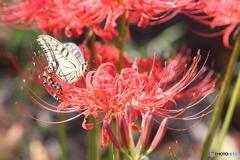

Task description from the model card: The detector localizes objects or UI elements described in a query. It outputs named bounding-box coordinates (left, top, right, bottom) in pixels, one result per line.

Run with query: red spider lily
left=0, top=0, right=120, bottom=40
left=184, top=0, right=240, bottom=48
left=80, top=43, right=219, bottom=103
left=128, top=0, right=196, bottom=27
left=1, top=0, right=194, bottom=40
left=16, top=39, right=220, bottom=148
left=21, top=49, right=220, bottom=148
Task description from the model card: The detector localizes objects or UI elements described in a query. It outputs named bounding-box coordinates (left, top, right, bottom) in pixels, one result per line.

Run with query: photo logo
left=210, top=152, right=215, bottom=157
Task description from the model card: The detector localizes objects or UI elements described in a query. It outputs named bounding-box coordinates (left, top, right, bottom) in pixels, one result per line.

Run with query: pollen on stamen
left=31, top=62, right=37, bottom=68
left=132, top=58, right=138, bottom=70
left=197, top=49, right=200, bottom=55
left=23, top=79, right=26, bottom=83
left=175, top=140, right=187, bottom=160
left=149, top=53, right=157, bottom=76
left=168, top=146, right=177, bottom=158
left=28, top=69, right=32, bottom=74
left=98, top=54, right=102, bottom=64
left=15, top=102, right=18, bottom=105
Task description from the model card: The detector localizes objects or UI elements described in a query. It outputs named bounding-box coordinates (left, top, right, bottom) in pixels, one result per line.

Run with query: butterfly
left=36, top=35, right=87, bottom=85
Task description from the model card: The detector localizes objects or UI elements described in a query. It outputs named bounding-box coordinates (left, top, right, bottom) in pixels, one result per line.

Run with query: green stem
left=88, top=115, right=101, bottom=160
left=90, top=32, right=96, bottom=69
left=213, top=71, right=240, bottom=160
left=201, top=34, right=240, bottom=160
left=111, top=12, right=127, bottom=160
left=117, top=12, right=127, bottom=73
left=87, top=33, right=101, bottom=160
left=58, top=113, right=67, bottom=160
left=112, top=119, right=119, bottom=160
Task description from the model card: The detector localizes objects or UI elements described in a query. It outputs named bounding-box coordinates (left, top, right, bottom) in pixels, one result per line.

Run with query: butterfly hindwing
left=64, top=42, right=85, bottom=64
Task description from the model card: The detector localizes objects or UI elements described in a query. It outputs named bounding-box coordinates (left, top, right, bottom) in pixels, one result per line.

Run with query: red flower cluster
left=17, top=42, right=220, bottom=150
left=23, top=43, right=219, bottom=133
left=0, top=0, right=195, bottom=40
left=185, top=0, right=240, bottom=48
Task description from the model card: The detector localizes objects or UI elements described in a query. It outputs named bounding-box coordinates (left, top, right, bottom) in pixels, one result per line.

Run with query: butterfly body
left=36, top=35, right=87, bottom=85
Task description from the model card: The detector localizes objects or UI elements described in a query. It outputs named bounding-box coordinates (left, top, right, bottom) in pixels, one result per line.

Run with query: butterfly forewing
left=36, top=35, right=87, bottom=84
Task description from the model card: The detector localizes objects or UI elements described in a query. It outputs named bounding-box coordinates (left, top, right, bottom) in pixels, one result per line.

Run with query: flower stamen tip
left=197, top=49, right=201, bottom=54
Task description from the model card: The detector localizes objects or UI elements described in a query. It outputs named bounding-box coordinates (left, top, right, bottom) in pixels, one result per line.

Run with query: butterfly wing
left=36, top=35, right=86, bottom=84
left=63, top=42, right=85, bottom=63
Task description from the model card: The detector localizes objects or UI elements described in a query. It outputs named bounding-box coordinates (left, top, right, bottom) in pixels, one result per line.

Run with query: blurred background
left=0, top=12, right=239, bottom=160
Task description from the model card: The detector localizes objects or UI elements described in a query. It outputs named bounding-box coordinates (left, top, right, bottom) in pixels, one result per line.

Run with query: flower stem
left=90, top=31, right=96, bottom=69
left=117, top=12, right=127, bottom=73
left=112, top=119, right=119, bottom=160
left=88, top=115, right=101, bottom=160
left=213, top=71, right=240, bottom=160
left=58, top=113, right=67, bottom=160
left=201, top=34, right=240, bottom=160
left=87, top=33, right=101, bottom=160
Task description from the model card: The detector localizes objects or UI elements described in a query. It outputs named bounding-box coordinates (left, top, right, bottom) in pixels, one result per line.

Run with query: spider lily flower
left=184, top=0, right=240, bottom=48
left=128, top=0, right=196, bottom=27
left=1, top=0, right=194, bottom=40
left=0, top=0, right=119, bottom=40
left=21, top=48, right=220, bottom=148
